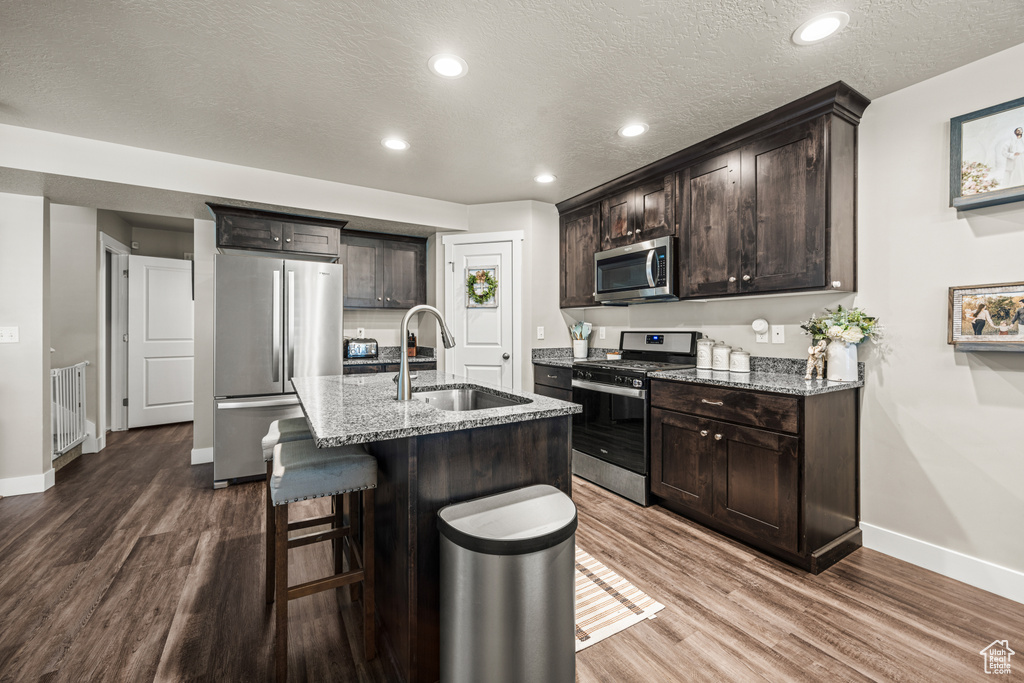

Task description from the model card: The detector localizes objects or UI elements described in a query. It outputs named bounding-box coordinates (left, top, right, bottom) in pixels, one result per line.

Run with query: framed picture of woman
left=950, top=96, right=1024, bottom=211
left=948, top=281, right=1024, bottom=351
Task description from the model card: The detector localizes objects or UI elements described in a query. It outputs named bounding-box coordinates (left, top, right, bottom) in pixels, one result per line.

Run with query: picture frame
left=949, top=95, right=1024, bottom=211
left=948, top=281, right=1024, bottom=351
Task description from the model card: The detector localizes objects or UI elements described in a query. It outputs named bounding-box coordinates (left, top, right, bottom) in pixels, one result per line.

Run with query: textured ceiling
left=2, top=0, right=1024, bottom=206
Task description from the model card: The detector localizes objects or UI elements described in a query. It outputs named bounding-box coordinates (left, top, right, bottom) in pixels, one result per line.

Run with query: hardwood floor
left=1, top=423, right=1020, bottom=682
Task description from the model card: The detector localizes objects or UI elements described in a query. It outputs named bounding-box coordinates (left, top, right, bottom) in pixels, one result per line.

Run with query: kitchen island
left=291, top=371, right=581, bottom=683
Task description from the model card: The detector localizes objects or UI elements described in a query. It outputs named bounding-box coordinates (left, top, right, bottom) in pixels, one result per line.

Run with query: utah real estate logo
left=980, top=640, right=1015, bottom=675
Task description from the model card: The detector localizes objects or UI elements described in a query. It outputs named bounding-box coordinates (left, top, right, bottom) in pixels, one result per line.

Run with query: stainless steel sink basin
left=412, top=387, right=530, bottom=411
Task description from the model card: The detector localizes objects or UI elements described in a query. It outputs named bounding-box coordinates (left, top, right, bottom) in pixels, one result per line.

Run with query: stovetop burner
left=574, top=359, right=693, bottom=373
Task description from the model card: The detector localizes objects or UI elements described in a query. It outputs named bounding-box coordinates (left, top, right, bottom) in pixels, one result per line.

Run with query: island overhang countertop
left=291, top=370, right=582, bottom=447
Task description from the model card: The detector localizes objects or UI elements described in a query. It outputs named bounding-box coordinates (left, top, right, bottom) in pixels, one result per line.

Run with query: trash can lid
left=437, top=484, right=578, bottom=556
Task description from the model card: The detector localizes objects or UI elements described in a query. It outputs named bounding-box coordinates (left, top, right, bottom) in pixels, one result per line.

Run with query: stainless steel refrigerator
left=213, top=254, right=343, bottom=487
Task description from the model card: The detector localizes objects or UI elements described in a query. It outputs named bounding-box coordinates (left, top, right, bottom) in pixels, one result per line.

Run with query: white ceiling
left=2, top=1, right=1023, bottom=206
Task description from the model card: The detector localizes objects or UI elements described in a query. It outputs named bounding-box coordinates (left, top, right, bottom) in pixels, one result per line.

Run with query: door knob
left=502, top=353, right=510, bottom=360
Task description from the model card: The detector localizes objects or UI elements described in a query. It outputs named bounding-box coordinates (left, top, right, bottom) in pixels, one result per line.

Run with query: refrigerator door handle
left=272, top=269, right=281, bottom=383
left=286, top=269, right=295, bottom=382
left=217, top=396, right=302, bottom=410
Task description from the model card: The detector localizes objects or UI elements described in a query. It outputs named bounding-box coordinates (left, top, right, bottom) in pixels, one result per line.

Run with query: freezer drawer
left=214, top=395, right=304, bottom=485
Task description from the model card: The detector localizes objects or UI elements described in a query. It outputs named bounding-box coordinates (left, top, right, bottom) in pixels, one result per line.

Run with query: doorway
left=98, top=232, right=130, bottom=443
left=442, top=231, right=523, bottom=390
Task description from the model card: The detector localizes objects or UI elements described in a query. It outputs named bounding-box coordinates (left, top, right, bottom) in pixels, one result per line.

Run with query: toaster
left=344, top=338, right=378, bottom=359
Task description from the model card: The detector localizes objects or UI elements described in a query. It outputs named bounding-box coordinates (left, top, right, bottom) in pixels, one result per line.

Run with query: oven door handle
left=645, top=249, right=656, bottom=288
left=572, top=378, right=646, bottom=399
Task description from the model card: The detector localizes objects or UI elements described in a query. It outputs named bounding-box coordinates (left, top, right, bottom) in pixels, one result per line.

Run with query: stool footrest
left=288, top=526, right=351, bottom=550
left=287, top=568, right=365, bottom=601
left=288, top=514, right=339, bottom=531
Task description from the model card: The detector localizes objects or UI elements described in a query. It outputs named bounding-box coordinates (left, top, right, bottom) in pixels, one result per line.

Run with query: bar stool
left=268, top=439, right=377, bottom=683
left=263, top=418, right=313, bottom=601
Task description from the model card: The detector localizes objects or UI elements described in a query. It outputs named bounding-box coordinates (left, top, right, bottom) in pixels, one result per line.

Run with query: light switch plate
left=0, top=326, right=19, bottom=343
left=771, top=325, right=785, bottom=344
left=599, top=326, right=606, bottom=339
left=537, top=326, right=545, bottom=340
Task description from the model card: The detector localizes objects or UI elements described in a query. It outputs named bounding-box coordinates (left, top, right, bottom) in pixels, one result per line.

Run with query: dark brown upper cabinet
left=209, top=204, right=346, bottom=258
left=559, top=204, right=600, bottom=308
left=338, top=232, right=426, bottom=310
left=557, top=82, right=869, bottom=304
left=599, top=174, right=674, bottom=250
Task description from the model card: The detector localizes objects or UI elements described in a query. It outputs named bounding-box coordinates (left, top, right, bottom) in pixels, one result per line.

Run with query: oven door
left=571, top=379, right=648, bottom=475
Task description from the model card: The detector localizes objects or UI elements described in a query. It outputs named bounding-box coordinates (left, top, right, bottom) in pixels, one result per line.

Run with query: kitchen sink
left=412, top=387, right=530, bottom=411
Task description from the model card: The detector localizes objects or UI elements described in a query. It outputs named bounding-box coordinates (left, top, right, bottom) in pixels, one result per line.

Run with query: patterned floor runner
left=575, top=546, right=665, bottom=651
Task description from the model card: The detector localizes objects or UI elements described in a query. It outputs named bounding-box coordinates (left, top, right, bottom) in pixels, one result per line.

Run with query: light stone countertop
left=292, top=371, right=582, bottom=447
left=647, top=368, right=863, bottom=397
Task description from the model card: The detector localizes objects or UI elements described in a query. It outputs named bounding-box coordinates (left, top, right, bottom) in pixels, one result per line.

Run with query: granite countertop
left=647, top=368, right=863, bottom=396
left=343, top=346, right=436, bottom=366
left=292, top=370, right=582, bottom=447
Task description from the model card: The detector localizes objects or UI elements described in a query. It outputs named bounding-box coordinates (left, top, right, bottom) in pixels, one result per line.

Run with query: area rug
left=575, top=546, right=665, bottom=651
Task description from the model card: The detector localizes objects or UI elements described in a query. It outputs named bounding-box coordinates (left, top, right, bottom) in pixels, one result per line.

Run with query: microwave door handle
left=645, top=249, right=656, bottom=288
left=272, top=269, right=281, bottom=383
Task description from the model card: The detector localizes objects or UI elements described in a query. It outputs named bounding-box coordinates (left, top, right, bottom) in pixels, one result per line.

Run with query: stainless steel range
left=571, top=331, right=701, bottom=505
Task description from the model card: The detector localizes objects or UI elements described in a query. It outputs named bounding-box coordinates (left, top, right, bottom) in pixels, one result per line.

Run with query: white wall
left=192, top=219, right=216, bottom=455
left=131, top=226, right=193, bottom=259
left=0, top=193, right=52, bottom=494
left=855, top=42, right=1024, bottom=597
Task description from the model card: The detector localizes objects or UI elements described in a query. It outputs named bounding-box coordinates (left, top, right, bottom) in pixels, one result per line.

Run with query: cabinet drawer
left=650, top=382, right=799, bottom=434
left=533, top=364, right=571, bottom=390
left=534, top=384, right=573, bottom=403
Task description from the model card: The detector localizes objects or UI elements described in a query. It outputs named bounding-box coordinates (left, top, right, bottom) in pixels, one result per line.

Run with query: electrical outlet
left=356, top=327, right=365, bottom=337
left=599, top=327, right=606, bottom=340
left=771, top=325, right=785, bottom=344
left=755, top=331, right=769, bottom=344
left=537, top=326, right=545, bottom=340
left=0, top=326, right=19, bottom=343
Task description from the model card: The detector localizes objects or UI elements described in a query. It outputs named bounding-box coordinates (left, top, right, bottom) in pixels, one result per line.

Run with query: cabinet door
left=739, top=118, right=826, bottom=293
left=338, top=235, right=383, bottom=308
left=343, top=364, right=380, bottom=375
left=600, top=188, right=635, bottom=250
left=218, top=215, right=283, bottom=251
left=633, top=175, right=674, bottom=242
left=678, top=151, right=741, bottom=298
left=650, top=408, right=714, bottom=516
left=559, top=205, right=599, bottom=308
left=533, top=384, right=573, bottom=403
left=381, top=240, right=426, bottom=308
left=282, top=223, right=339, bottom=256
left=711, top=419, right=799, bottom=553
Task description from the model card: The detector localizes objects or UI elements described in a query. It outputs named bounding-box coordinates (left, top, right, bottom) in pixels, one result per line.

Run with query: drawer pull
left=714, top=433, right=723, bottom=441
left=547, top=374, right=558, bottom=379
left=700, top=429, right=708, bottom=437
left=701, top=399, right=724, bottom=406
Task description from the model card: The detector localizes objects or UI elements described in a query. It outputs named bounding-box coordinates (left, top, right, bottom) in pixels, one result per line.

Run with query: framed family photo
left=948, top=281, right=1024, bottom=351
left=949, top=95, right=1024, bottom=211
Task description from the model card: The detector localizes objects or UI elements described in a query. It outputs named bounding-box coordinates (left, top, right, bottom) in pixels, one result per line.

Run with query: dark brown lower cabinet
left=650, top=381, right=859, bottom=574
left=342, top=362, right=435, bottom=375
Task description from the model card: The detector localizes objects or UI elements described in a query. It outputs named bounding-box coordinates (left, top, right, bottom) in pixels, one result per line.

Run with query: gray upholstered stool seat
left=270, top=439, right=377, bottom=505
left=262, top=417, right=312, bottom=462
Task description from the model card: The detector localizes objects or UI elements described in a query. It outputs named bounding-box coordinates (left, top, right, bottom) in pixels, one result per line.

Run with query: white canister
left=572, top=339, right=588, bottom=360
left=711, top=341, right=732, bottom=371
left=696, top=338, right=715, bottom=370
left=729, top=348, right=751, bottom=373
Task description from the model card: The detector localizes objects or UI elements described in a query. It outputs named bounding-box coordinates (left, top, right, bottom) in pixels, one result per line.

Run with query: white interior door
left=128, top=255, right=194, bottom=427
left=447, top=240, right=514, bottom=389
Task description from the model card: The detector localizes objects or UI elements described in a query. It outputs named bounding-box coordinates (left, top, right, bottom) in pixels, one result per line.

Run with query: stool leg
left=333, top=494, right=343, bottom=576
left=275, top=503, right=289, bottom=683
left=348, top=493, right=361, bottom=602
left=362, top=488, right=376, bottom=660
left=266, top=462, right=275, bottom=605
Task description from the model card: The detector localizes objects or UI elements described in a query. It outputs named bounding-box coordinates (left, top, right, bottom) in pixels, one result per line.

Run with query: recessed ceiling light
left=534, top=174, right=556, bottom=183
left=381, top=137, right=409, bottom=151
left=428, top=54, right=468, bottom=79
left=618, top=123, right=649, bottom=138
left=792, top=11, right=849, bottom=45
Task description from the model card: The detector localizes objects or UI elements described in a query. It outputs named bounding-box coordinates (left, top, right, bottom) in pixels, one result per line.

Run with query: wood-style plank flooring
left=1, top=423, right=1020, bottom=682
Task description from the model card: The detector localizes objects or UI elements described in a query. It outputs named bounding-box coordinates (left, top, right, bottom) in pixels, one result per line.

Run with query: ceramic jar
left=711, top=341, right=732, bottom=371
left=826, top=340, right=858, bottom=382
left=696, top=338, right=715, bottom=369
left=572, top=339, right=588, bottom=360
left=729, top=348, right=751, bottom=373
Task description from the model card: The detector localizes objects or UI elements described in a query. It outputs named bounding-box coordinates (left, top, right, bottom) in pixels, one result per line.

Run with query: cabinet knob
left=285, top=238, right=292, bottom=243
left=728, top=276, right=737, bottom=283
left=714, top=433, right=723, bottom=441
left=378, top=297, right=382, bottom=301
left=386, top=297, right=391, bottom=301
left=832, top=280, right=842, bottom=288
left=700, top=429, right=709, bottom=437
left=273, top=237, right=280, bottom=242
left=627, top=231, right=633, bottom=235
left=635, top=228, right=641, bottom=233
left=742, top=274, right=751, bottom=281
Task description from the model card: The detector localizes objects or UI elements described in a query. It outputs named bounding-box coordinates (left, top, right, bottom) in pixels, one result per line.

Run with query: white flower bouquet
left=801, top=306, right=880, bottom=346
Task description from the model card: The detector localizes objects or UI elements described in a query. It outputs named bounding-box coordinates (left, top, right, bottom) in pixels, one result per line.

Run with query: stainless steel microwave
left=594, top=236, right=677, bottom=304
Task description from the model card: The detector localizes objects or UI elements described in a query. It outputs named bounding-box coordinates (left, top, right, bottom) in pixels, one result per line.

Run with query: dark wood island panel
left=365, top=416, right=572, bottom=683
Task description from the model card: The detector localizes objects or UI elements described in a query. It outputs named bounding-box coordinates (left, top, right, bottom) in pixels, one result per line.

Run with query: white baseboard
left=82, top=420, right=102, bottom=454
left=862, top=523, right=1024, bottom=605
left=0, top=468, right=56, bottom=497
left=191, top=447, right=213, bottom=465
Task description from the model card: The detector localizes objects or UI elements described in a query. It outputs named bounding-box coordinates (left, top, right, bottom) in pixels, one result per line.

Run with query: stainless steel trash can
left=438, top=484, right=577, bottom=683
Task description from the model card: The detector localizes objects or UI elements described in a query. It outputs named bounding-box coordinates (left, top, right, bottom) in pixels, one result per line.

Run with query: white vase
left=826, top=340, right=859, bottom=382
left=572, top=339, right=588, bottom=360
